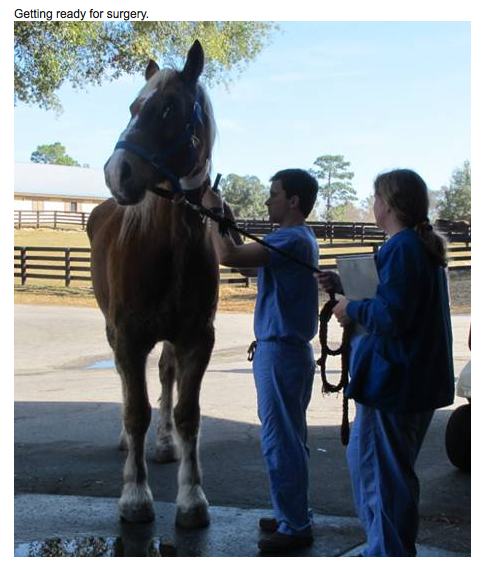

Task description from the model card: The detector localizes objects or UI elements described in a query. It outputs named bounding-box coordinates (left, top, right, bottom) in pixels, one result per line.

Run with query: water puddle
left=86, top=359, right=115, bottom=370
left=14, top=536, right=176, bottom=557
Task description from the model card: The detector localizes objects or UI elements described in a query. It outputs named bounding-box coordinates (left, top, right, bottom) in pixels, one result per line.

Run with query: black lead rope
left=147, top=180, right=352, bottom=444
left=317, top=293, right=353, bottom=446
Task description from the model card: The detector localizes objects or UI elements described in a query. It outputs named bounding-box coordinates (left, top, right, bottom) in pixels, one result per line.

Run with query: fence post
left=82, top=212, right=86, bottom=230
left=54, top=211, right=57, bottom=230
left=18, top=211, right=21, bottom=230
left=36, top=211, right=40, bottom=229
left=65, top=248, right=71, bottom=287
left=20, top=247, right=27, bottom=285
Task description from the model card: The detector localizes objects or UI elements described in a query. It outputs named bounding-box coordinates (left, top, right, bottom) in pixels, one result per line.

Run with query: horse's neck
left=118, top=191, right=205, bottom=245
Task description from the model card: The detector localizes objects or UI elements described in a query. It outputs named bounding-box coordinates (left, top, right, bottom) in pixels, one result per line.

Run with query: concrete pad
left=14, top=494, right=469, bottom=557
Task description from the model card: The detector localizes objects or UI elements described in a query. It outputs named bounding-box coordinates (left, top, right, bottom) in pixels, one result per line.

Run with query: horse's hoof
left=119, top=484, right=155, bottom=523
left=175, top=506, right=210, bottom=529
left=119, top=501, right=155, bottom=523
left=154, top=440, right=178, bottom=463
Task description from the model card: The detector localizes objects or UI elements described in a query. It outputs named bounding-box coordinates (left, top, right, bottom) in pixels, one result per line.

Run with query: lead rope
left=317, top=292, right=354, bottom=445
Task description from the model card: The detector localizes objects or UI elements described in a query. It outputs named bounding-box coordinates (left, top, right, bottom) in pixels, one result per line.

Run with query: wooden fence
left=14, top=210, right=90, bottom=230
left=14, top=210, right=470, bottom=244
left=14, top=241, right=470, bottom=288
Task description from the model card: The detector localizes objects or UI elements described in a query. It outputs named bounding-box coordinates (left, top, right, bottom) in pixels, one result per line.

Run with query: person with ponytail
left=322, top=169, right=455, bottom=556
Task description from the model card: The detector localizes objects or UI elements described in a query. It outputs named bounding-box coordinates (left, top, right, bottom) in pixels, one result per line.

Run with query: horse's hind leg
left=155, top=341, right=178, bottom=463
left=173, top=327, right=214, bottom=528
left=115, top=339, right=154, bottom=523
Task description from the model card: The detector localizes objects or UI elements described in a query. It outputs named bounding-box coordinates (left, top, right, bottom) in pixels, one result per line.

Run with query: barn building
left=14, top=162, right=110, bottom=213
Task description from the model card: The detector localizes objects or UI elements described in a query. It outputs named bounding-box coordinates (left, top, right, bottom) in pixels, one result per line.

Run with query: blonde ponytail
left=414, top=218, right=447, bottom=267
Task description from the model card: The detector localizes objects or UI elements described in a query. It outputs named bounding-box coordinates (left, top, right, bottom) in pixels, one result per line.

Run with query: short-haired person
left=202, top=169, right=319, bottom=553
left=318, top=169, right=455, bottom=557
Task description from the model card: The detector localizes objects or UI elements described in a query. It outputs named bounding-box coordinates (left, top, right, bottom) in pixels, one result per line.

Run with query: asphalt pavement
left=14, top=305, right=471, bottom=557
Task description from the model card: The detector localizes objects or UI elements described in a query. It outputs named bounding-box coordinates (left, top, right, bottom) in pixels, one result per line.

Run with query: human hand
left=315, top=270, right=343, bottom=294
left=333, top=296, right=351, bottom=327
left=202, top=187, right=224, bottom=210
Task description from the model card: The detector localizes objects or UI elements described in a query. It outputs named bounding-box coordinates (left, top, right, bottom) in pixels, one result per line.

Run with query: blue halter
left=114, top=95, right=204, bottom=195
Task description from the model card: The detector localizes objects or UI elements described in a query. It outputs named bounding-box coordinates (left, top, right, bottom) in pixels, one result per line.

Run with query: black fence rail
left=14, top=241, right=470, bottom=289
left=14, top=210, right=470, bottom=244
left=14, top=210, right=90, bottom=230
left=233, top=219, right=388, bottom=243
left=14, top=246, right=91, bottom=286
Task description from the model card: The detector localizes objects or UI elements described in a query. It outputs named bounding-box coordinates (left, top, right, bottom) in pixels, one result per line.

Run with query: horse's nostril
left=120, top=161, right=133, bottom=185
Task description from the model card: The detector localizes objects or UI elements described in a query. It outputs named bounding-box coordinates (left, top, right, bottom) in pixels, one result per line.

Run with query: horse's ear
left=145, top=60, right=160, bottom=81
left=181, top=40, right=204, bottom=84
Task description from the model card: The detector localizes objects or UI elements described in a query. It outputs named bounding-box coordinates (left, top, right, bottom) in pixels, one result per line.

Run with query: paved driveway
left=14, top=305, right=471, bottom=554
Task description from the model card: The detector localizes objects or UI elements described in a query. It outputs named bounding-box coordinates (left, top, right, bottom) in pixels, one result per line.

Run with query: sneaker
left=259, top=517, right=279, bottom=533
left=258, top=531, right=313, bottom=554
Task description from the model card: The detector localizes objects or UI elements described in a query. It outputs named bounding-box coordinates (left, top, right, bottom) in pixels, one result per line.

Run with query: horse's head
left=104, top=40, right=215, bottom=206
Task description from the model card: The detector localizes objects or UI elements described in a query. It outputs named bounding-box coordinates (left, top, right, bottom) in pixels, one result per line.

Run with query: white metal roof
left=14, top=162, right=111, bottom=199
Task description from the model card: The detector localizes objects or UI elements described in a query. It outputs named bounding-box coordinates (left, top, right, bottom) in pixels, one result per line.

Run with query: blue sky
left=14, top=21, right=471, bottom=202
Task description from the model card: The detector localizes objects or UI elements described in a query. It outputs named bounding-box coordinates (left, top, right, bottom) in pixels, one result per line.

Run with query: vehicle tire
left=445, top=403, right=471, bottom=472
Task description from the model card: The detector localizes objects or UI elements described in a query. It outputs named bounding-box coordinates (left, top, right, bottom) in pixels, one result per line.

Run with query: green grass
left=14, top=228, right=90, bottom=248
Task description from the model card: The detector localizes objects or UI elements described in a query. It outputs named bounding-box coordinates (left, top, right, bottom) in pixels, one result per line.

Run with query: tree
left=220, top=174, right=269, bottom=218
left=358, top=194, right=376, bottom=222
left=310, top=155, right=357, bottom=221
left=30, top=142, right=82, bottom=166
left=14, top=21, right=277, bottom=111
left=436, top=160, right=471, bottom=222
left=427, top=189, right=443, bottom=221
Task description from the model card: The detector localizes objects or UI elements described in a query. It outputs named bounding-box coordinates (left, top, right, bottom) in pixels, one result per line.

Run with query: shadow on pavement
left=14, top=400, right=470, bottom=555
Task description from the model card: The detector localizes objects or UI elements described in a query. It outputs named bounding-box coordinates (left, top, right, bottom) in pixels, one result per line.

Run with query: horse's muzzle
left=104, top=154, right=147, bottom=206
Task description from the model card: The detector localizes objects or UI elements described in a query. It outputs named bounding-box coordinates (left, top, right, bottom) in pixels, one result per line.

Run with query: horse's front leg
left=155, top=341, right=178, bottom=462
left=173, top=327, right=214, bottom=528
left=115, top=340, right=154, bottom=523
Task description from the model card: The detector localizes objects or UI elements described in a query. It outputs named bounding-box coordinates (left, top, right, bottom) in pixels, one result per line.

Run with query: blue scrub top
left=254, top=225, right=319, bottom=344
left=345, top=228, right=455, bottom=414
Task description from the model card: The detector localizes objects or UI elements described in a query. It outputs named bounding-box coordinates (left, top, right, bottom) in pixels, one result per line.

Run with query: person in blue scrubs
left=202, top=169, right=319, bottom=553
left=319, top=169, right=455, bottom=556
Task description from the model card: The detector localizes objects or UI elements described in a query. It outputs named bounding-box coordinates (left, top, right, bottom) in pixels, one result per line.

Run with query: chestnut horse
left=87, top=41, right=217, bottom=528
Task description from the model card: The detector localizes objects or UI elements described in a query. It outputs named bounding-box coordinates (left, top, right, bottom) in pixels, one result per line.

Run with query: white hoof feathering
left=119, top=483, right=155, bottom=523
left=155, top=437, right=179, bottom=463
left=175, top=485, right=209, bottom=528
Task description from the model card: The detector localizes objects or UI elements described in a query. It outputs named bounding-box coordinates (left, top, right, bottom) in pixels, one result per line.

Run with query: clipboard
left=336, top=254, right=379, bottom=335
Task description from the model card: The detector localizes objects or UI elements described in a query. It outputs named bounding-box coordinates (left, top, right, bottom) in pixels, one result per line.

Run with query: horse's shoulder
left=86, top=198, right=119, bottom=242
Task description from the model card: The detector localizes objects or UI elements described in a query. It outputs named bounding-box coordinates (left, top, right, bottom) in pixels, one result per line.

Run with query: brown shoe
left=258, top=531, right=313, bottom=554
left=259, top=517, right=279, bottom=533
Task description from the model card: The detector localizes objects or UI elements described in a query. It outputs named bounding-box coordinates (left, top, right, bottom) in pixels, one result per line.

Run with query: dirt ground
left=447, top=270, right=471, bottom=314
left=14, top=269, right=470, bottom=314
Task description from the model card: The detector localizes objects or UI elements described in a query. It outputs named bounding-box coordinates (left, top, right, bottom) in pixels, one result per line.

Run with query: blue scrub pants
left=347, top=403, right=434, bottom=556
left=253, top=340, right=315, bottom=536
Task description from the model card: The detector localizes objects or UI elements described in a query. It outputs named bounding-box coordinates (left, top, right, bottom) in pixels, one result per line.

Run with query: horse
left=87, top=40, right=218, bottom=528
